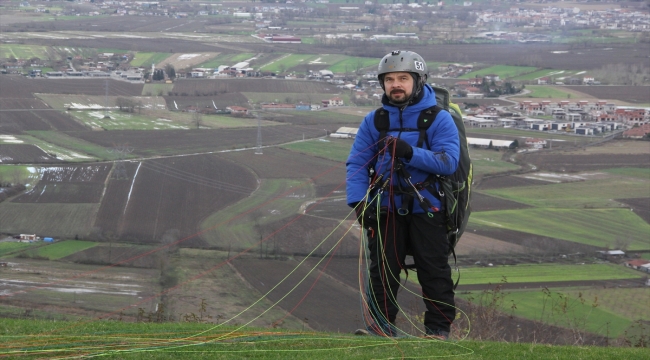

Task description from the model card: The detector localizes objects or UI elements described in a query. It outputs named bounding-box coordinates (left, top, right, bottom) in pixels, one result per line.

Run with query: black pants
left=366, top=212, right=455, bottom=333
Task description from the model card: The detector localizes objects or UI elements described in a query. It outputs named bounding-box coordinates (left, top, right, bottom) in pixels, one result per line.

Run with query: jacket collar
left=381, top=84, right=437, bottom=117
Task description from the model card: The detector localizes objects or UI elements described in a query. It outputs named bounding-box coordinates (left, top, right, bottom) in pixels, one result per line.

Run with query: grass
left=460, top=65, right=538, bottom=80
left=0, top=242, right=37, bottom=258
left=25, top=131, right=109, bottom=161
left=326, top=56, right=376, bottom=73
left=32, top=240, right=98, bottom=260
left=130, top=52, right=172, bottom=68
left=197, top=53, right=256, bottom=68
left=258, top=54, right=322, bottom=72
left=470, top=208, right=650, bottom=250
left=200, top=179, right=312, bottom=248
left=451, top=263, right=641, bottom=286
left=469, top=148, right=520, bottom=176
left=281, top=138, right=353, bottom=162
left=481, top=177, right=650, bottom=209
left=0, top=165, right=40, bottom=187
left=458, top=287, right=638, bottom=337
left=0, top=319, right=647, bottom=359
left=0, top=203, right=99, bottom=238
left=465, top=127, right=591, bottom=143
left=243, top=92, right=343, bottom=105
left=602, top=167, right=650, bottom=180
left=522, top=85, right=574, bottom=98
left=142, top=83, right=174, bottom=96
left=0, top=44, right=50, bottom=60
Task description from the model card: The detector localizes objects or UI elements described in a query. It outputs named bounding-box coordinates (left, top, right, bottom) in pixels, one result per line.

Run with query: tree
left=164, top=64, right=176, bottom=80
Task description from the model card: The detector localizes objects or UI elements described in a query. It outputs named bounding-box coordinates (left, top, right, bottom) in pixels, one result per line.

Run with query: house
left=467, top=137, right=515, bottom=149
left=322, top=97, right=344, bottom=107
left=623, top=124, right=650, bottom=139
left=226, top=106, right=248, bottom=115
left=525, top=138, right=547, bottom=148
left=331, top=127, right=358, bottom=139
left=597, top=250, right=625, bottom=259
left=625, top=259, right=650, bottom=270
left=20, top=234, right=37, bottom=241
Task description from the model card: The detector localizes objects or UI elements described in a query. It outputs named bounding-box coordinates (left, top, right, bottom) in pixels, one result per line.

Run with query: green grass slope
left=0, top=319, right=646, bottom=359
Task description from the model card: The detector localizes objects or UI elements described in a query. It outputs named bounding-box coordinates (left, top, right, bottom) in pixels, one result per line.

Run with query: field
left=460, top=65, right=538, bottom=80
left=93, top=155, right=256, bottom=244
left=197, top=52, right=256, bottom=68
left=520, top=85, right=574, bottom=99
left=450, top=264, right=641, bottom=285
left=69, top=110, right=190, bottom=130
left=0, top=203, right=99, bottom=237
left=24, top=131, right=110, bottom=161
left=469, top=148, right=521, bottom=176
left=31, top=240, right=98, bottom=260
left=0, top=44, right=52, bottom=60
left=564, top=85, right=650, bottom=104
left=470, top=208, right=650, bottom=250
left=281, top=138, right=352, bottom=162
left=129, top=52, right=172, bottom=67
left=156, top=52, right=220, bottom=70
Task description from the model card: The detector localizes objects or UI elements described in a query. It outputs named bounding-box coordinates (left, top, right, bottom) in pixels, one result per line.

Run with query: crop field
left=71, top=124, right=329, bottom=157
left=127, top=52, right=172, bottom=67
left=461, top=65, right=538, bottom=80
left=0, top=258, right=160, bottom=319
left=199, top=178, right=311, bottom=249
left=258, top=54, right=321, bottom=72
left=281, top=138, right=352, bottom=163
left=14, top=133, right=97, bottom=162
left=0, top=203, right=99, bottom=237
left=197, top=52, right=255, bottom=68
left=324, top=56, right=377, bottom=73
left=0, top=77, right=143, bottom=98
left=520, top=85, right=574, bottom=99
left=69, top=110, right=190, bottom=131
left=11, top=164, right=111, bottom=204
left=219, top=147, right=345, bottom=197
left=171, top=78, right=341, bottom=95
left=564, top=85, right=650, bottom=104
left=0, top=242, right=36, bottom=258
left=93, top=155, right=255, bottom=244
left=142, top=83, right=174, bottom=96
left=450, top=264, right=640, bottom=286
left=560, top=140, right=649, bottom=156
left=520, top=152, right=650, bottom=172
left=482, top=175, right=649, bottom=208
left=510, top=69, right=585, bottom=81
left=156, top=52, right=219, bottom=70
left=243, top=92, right=347, bottom=105
left=25, top=131, right=111, bottom=161
left=470, top=208, right=650, bottom=250
left=32, top=240, right=98, bottom=260
left=470, top=148, right=521, bottom=176
left=0, top=44, right=52, bottom=60
left=163, top=93, right=250, bottom=111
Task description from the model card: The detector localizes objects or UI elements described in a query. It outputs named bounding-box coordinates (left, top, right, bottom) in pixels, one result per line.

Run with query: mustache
left=390, top=90, right=405, bottom=95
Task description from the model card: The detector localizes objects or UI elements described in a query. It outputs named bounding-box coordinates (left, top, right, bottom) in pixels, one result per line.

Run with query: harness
left=373, top=105, right=444, bottom=217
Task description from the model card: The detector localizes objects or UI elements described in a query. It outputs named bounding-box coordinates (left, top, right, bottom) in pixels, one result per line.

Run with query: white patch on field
left=113, top=34, right=149, bottom=38
left=157, top=118, right=171, bottom=122
left=178, top=54, right=201, bottom=60
left=68, top=102, right=104, bottom=109
left=575, top=71, right=586, bottom=75
left=551, top=51, right=568, bottom=54
left=88, top=111, right=108, bottom=119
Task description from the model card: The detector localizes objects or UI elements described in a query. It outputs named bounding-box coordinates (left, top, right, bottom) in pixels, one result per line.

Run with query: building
left=226, top=106, right=248, bottom=115
left=331, top=127, right=358, bottom=138
left=625, top=259, right=650, bottom=270
left=322, top=97, right=344, bottom=107
left=623, top=124, right=650, bottom=139
left=467, top=137, right=515, bottom=149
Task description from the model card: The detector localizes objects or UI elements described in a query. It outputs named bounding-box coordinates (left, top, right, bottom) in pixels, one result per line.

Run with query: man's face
left=383, top=71, right=413, bottom=105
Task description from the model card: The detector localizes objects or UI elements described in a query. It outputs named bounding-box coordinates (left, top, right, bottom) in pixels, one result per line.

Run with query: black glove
left=387, top=137, right=413, bottom=160
left=353, top=202, right=379, bottom=230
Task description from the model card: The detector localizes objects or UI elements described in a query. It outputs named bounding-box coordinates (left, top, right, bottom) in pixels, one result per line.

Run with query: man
left=346, top=50, right=460, bottom=340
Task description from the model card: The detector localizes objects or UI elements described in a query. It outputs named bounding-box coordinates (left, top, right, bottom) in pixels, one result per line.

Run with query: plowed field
left=519, top=153, right=650, bottom=172
left=0, top=144, right=59, bottom=164
left=93, top=155, right=255, bottom=244
left=12, top=164, right=111, bottom=203
left=564, top=86, right=650, bottom=104
left=171, top=78, right=340, bottom=95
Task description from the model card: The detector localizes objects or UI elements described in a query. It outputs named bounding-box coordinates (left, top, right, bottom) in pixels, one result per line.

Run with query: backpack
left=373, top=86, right=473, bottom=262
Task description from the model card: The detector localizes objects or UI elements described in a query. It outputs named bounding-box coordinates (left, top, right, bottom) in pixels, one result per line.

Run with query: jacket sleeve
left=346, top=113, right=378, bottom=207
left=407, top=110, right=460, bottom=176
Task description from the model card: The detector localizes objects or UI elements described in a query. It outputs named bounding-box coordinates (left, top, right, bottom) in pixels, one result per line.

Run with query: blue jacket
left=346, top=84, right=460, bottom=213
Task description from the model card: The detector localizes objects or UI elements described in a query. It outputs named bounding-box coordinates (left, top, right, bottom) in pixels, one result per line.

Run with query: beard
left=388, top=90, right=410, bottom=105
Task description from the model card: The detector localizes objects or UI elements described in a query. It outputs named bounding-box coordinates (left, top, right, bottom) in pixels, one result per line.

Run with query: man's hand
left=387, top=137, right=413, bottom=160
left=353, top=202, right=378, bottom=229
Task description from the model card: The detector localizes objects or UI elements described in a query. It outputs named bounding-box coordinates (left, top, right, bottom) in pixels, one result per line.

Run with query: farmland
left=1, top=5, right=649, bottom=348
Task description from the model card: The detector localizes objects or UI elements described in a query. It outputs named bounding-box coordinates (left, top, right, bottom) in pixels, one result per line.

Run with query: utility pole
left=104, top=79, right=110, bottom=119
left=255, top=112, right=263, bottom=155
left=108, top=144, right=134, bottom=180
